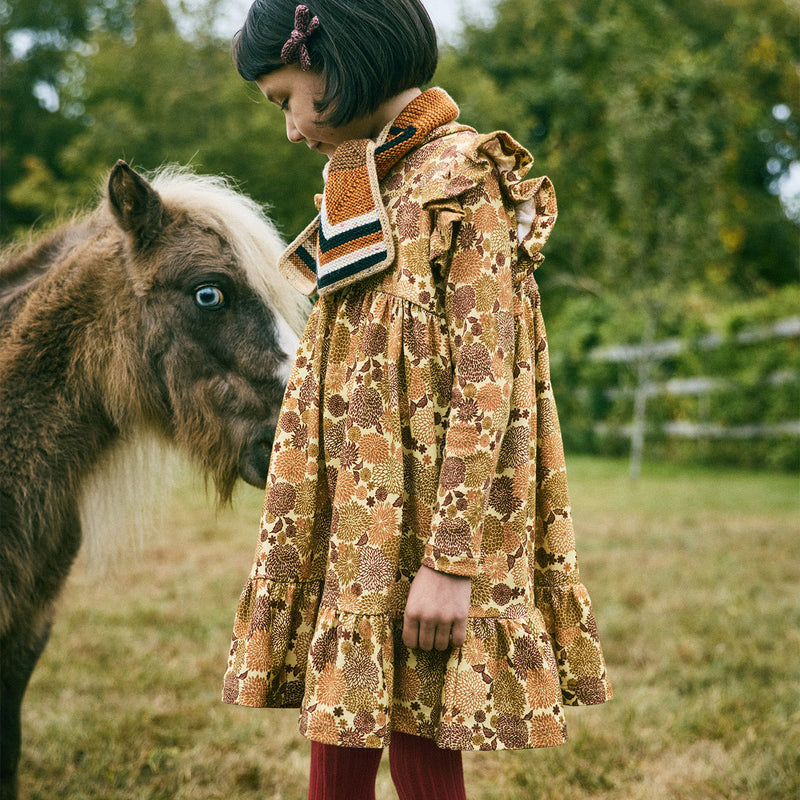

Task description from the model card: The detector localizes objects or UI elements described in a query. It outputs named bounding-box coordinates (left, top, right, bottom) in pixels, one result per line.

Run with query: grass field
left=17, top=457, right=800, bottom=799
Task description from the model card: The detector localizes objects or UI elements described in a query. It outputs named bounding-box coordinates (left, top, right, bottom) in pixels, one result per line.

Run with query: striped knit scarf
left=279, top=88, right=459, bottom=296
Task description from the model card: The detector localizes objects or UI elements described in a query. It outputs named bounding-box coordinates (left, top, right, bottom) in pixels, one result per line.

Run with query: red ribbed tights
left=308, top=731, right=467, bottom=800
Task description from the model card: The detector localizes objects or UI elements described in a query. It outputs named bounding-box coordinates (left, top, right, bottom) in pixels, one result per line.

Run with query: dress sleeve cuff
left=421, top=547, right=479, bottom=577
left=534, top=583, right=613, bottom=706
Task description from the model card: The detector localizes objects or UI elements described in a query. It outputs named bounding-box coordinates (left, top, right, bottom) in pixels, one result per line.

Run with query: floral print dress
left=222, top=119, right=612, bottom=751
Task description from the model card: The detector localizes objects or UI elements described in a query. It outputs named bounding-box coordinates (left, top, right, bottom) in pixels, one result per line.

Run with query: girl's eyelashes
left=264, top=93, right=288, bottom=112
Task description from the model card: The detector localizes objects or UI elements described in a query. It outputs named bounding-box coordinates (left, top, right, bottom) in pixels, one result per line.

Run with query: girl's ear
left=107, top=160, right=165, bottom=250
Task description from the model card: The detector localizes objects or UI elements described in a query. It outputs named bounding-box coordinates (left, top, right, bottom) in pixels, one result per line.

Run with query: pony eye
left=194, top=284, right=226, bottom=309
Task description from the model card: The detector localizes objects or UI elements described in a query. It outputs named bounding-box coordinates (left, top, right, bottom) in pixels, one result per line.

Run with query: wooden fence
left=583, top=316, right=800, bottom=476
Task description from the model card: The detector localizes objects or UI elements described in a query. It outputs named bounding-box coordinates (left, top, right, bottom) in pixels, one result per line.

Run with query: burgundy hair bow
left=281, top=4, right=320, bottom=71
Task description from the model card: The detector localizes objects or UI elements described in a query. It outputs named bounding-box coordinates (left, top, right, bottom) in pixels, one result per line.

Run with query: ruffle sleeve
left=471, top=132, right=558, bottom=274
left=422, top=131, right=557, bottom=277
left=418, top=132, right=558, bottom=576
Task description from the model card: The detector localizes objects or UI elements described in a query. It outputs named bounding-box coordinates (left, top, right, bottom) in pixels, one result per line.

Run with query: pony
left=0, top=161, right=309, bottom=799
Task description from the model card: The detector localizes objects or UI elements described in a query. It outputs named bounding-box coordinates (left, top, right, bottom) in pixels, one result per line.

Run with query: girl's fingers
left=417, top=619, right=436, bottom=651
left=402, top=616, right=454, bottom=651
left=433, top=625, right=452, bottom=651
left=402, top=565, right=471, bottom=650
left=403, top=616, right=462, bottom=651
left=450, top=619, right=467, bottom=648
left=402, top=617, right=419, bottom=649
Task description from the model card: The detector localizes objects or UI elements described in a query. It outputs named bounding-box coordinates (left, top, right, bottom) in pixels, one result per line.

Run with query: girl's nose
left=285, top=116, right=303, bottom=144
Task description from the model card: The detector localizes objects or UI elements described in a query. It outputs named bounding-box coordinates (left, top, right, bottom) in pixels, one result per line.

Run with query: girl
left=222, top=2, right=612, bottom=798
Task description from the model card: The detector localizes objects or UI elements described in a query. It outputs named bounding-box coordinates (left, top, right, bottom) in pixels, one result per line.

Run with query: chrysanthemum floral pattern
left=223, top=122, right=611, bottom=751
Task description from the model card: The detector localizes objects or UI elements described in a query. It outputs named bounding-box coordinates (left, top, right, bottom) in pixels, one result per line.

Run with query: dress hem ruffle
left=222, top=574, right=611, bottom=750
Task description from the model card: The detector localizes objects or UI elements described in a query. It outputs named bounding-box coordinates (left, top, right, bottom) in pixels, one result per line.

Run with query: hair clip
left=281, top=4, right=320, bottom=71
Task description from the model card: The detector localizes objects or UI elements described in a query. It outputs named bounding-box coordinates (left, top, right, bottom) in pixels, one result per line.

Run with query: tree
left=436, top=0, right=799, bottom=471
left=437, top=0, right=800, bottom=301
left=0, top=0, right=141, bottom=235
left=2, top=0, right=327, bottom=240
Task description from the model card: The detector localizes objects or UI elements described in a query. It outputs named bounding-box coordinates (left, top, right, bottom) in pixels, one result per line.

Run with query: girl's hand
left=402, top=565, right=471, bottom=651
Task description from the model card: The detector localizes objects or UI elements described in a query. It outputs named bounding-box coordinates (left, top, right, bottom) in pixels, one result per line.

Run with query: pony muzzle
left=239, top=424, right=276, bottom=488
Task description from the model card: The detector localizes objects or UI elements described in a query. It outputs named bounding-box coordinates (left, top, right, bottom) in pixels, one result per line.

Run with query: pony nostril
left=238, top=425, right=276, bottom=488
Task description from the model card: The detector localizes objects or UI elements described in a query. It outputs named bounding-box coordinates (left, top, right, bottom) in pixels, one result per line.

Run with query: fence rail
left=580, top=315, right=800, bottom=474
left=602, top=369, right=798, bottom=400
left=597, top=420, right=800, bottom=439
left=588, top=316, right=800, bottom=363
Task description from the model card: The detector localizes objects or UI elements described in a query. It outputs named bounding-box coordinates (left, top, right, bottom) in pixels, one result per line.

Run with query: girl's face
left=257, top=65, right=383, bottom=158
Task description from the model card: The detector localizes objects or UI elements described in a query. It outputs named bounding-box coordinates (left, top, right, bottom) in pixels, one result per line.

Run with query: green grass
left=18, top=458, right=800, bottom=799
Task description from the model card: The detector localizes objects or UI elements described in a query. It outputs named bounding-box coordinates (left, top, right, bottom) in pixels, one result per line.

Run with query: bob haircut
left=233, top=0, right=438, bottom=128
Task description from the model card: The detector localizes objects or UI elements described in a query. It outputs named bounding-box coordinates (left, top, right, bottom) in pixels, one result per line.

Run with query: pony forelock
left=148, top=166, right=310, bottom=337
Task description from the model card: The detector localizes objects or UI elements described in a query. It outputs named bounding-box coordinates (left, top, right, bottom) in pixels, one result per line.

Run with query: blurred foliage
left=434, top=0, right=800, bottom=470
left=437, top=0, right=800, bottom=302
left=2, top=0, right=798, bottom=467
left=1, top=0, right=327, bottom=238
left=1, top=0, right=139, bottom=229
left=3, top=0, right=798, bottom=255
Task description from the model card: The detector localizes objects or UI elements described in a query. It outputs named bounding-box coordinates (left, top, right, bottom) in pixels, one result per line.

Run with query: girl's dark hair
left=233, top=0, right=438, bottom=128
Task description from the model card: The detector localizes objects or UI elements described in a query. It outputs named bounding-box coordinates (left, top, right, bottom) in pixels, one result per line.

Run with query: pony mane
left=78, top=430, right=182, bottom=570
left=145, top=165, right=310, bottom=336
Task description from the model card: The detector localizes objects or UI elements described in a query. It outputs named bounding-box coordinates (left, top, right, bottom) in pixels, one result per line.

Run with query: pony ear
left=107, top=160, right=164, bottom=249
